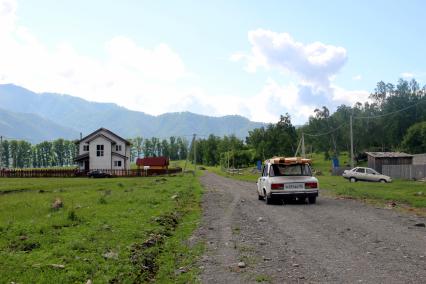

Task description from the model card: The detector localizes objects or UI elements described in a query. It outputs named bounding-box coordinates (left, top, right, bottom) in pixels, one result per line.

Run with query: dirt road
left=196, top=172, right=426, bottom=283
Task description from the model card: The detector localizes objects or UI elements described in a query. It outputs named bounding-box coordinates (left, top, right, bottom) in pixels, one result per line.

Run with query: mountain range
left=0, top=84, right=265, bottom=142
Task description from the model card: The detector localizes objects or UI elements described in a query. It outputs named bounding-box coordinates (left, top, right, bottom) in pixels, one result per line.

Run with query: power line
left=302, top=98, right=426, bottom=136
left=303, top=123, right=346, bottom=137
left=354, top=99, right=426, bottom=119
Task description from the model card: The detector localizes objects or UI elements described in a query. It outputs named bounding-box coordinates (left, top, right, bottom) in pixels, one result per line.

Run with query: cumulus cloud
left=331, top=86, right=370, bottom=105
left=232, top=29, right=372, bottom=121
left=0, top=0, right=192, bottom=116
left=233, top=29, right=347, bottom=91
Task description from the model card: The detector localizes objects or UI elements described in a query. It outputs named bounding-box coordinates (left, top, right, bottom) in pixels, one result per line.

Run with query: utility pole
left=0, top=135, right=2, bottom=169
left=227, top=151, right=230, bottom=170
left=183, top=134, right=196, bottom=175
left=350, top=115, right=354, bottom=168
left=301, top=132, right=306, bottom=158
left=193, top=134, right=197, bottom=174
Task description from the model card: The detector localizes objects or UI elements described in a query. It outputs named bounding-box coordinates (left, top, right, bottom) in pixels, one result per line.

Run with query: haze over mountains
left=0, top=84, right=264, bottom=142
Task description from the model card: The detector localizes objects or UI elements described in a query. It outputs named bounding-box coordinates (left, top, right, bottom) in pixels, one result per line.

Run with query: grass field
left=319, top=176, right=426, bottom=208
left=0, top=175, right=203, bottom=283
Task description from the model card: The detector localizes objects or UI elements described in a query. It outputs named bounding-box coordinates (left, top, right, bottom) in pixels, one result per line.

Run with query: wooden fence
left=0, top=168, right=182, bottom=178
left=382, top=164, right=426, bottom=180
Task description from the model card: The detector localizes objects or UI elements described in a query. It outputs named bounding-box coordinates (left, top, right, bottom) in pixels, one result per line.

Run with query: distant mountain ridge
left=0, top=108, right=79, bottom=142
left=0, top=84, right=264, bottom=142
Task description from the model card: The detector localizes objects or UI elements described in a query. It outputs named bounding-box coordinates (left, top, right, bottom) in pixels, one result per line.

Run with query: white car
left=257, top=157, right=319, bottom=204
left=342, top=167, right=392, bottom=183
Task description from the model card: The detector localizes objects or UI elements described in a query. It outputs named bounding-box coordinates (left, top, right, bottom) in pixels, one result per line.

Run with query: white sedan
left=342, top=167, right=392, bottom=183
left=257, top=157, right=319, bottom=204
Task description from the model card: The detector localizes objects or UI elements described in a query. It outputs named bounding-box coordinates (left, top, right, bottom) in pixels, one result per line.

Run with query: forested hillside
left=0, top=108, right=78, bottom=141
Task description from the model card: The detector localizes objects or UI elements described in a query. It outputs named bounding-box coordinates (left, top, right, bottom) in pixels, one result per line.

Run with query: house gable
left=76, top=128, right=131, bottom=170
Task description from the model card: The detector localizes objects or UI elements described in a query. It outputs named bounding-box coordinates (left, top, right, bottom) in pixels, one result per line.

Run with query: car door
left=366, top=168, right=379, bottom=182
left=258, top=165, right=266, bottom=195
left=355, top=167, right=366, bottom=181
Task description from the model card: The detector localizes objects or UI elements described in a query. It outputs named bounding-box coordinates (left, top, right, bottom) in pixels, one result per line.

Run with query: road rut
left=196, top=172, right=426, bottom=283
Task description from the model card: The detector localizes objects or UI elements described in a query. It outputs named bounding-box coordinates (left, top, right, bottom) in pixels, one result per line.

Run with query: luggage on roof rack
left=264, top=156, right=312, bottom=165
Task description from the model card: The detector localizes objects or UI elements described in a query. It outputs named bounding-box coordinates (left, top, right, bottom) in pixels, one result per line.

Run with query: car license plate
left=284, top=183, right=304, bottom=190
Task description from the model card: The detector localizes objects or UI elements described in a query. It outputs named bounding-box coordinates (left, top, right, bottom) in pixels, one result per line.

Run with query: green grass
left=319, top=175, right=426, bottom=208
left=0, top=175, right=203, bottom=283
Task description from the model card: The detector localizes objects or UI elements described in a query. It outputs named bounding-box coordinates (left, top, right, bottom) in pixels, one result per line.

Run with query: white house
left=75, top=128, right=132, bottom=171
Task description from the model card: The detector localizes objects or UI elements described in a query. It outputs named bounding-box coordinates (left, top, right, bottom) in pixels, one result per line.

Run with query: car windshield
left=271, top=164, right=312, bottom=176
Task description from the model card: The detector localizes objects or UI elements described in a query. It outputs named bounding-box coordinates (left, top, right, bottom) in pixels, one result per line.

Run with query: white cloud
left=401, top=72, right=414, bottom=79
left=352, top=74, right=362, bottom=80
left=232, top=29, right=372, bottom=120
left=0, top=0, right=191, bottom=116
left=0, top=0, right=16, bottom=36
left=233, top=29, right=347, bottom=91
left=331, top=86, right=370, bottom=106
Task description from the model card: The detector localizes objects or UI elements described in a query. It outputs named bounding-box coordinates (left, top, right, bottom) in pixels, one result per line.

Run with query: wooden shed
left=366, top=152, right=413, bottom=173
left=136, top=157, right=169, bottom=170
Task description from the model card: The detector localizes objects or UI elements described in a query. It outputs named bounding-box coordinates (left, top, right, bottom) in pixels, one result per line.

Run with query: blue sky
left=0, top=0, right=425, bottom=124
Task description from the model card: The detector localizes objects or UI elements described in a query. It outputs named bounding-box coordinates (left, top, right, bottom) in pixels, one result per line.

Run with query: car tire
left=258, top=194, right=264, bottom=200
left=349, top=177, right=357, bottom=183
left=379, top=179, right=387, bottom=183
left=264, top=190, right=272, bottom=205
left=308, top=196, right=316, bottom=204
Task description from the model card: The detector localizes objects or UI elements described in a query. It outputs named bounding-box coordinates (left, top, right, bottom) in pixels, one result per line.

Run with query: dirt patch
left=9, top=238, right=40, bottom=252
left=0, top=189, right=26, bottom=195
left=127, top=211, right=182, bottom=283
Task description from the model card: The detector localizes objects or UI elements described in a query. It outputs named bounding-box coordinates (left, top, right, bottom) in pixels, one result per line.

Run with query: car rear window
left=271, top=164, right=312, bottom=176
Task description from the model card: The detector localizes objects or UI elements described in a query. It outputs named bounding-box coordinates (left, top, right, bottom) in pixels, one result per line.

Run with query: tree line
left=188, top=114, right=298, bottom=168
left=0, top=139, right=78, bottom=168
left=129, top=136, right=189, bottom=161
left=299, top=78, right=426, bottom=158
left=0, top=136, right=190, bottom=169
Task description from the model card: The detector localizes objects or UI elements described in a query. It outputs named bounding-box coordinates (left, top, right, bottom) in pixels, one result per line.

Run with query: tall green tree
left=402, top=121, right=426, bottom=154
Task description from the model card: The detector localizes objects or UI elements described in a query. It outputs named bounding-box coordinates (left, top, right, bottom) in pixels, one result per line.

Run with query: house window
left=96, top=145, right=104, bottom=157
left=83, top=145, right=89, bottom=151
left=114, top=160, right=122, bottom=167
left=116, top=145, right=122, bottom=151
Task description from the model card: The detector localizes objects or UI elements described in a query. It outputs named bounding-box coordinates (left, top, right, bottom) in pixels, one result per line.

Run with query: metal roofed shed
left=366, top=152, right=413, bottom=173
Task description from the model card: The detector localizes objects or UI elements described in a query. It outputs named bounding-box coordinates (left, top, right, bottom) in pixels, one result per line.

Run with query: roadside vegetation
left=0, top=175, right=203, bottom=283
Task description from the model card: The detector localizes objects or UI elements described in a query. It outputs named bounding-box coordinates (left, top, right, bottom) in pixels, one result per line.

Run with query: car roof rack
left=264, top=156, right=312, bottom=165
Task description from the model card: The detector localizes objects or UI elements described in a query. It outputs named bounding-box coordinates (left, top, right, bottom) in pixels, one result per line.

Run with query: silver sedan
left=342, top=167, right=392, bottom=183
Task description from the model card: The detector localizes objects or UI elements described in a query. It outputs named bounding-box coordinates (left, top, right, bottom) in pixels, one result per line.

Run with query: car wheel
left=258, top=194, right=264, bottom=200
left=379, top=179, right=387, bottom=183
left=264, top=190, right=272, bottom=205
left=349, top=177, right=357, bottom=183
left=308, top=196, right=317, bottom=204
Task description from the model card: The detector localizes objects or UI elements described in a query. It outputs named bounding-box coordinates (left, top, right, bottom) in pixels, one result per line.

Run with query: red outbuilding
left=136, top=157, right=169, bottom=169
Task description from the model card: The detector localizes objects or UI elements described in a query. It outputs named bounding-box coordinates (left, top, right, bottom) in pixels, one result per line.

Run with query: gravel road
left=196, top=172, right=426, bottom=283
